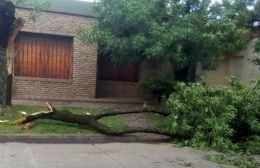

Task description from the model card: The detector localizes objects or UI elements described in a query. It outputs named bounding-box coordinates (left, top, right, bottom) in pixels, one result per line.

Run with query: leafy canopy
left=83, top=0, right=258, bottom=70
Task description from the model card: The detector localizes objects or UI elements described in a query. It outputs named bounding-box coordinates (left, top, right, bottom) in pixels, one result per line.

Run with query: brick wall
left=12, top=8, right=98, bottom=101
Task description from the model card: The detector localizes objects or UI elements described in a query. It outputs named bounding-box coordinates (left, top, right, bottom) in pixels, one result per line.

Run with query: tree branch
left=95, top=107, right=170, bottom=119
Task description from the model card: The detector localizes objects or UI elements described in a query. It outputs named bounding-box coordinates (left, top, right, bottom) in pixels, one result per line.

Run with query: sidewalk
left=0, top=133, right=170, bottom=143
left=0, top=142, right=221, bottom=168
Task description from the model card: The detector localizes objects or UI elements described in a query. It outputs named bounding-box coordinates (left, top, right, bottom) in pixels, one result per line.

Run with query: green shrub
left=246, top=136, right=260, bottom=154
left=209, top=154, right=258, bottom=168
left=140, top=75, right=175, bottom=101
left=166, top=78, right=260, bottom=153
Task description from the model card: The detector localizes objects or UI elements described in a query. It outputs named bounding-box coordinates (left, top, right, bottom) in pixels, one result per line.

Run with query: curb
left=0, top=134, right=170, bottom=144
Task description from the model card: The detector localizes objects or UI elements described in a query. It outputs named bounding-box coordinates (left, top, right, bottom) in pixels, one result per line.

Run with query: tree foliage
left=166, top=78, right=260, bottom=153
left=84, top=0, right=258, bottom=80
left=141, top=75, right=175, bottom=101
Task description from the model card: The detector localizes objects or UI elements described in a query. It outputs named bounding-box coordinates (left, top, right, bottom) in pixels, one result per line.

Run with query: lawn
left=144, top=113, right=168, bottom=129
left=0, top=105, right=126, bottom=134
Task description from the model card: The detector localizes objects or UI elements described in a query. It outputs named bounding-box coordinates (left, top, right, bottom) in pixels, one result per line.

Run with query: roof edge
left=16, top=6, right=98, bottom=19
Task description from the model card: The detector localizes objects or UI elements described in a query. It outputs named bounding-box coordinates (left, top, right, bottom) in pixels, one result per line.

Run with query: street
left=0, top=142, right=221, bottom=168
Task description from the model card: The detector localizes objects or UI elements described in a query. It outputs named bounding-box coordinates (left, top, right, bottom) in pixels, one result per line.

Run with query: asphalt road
left=0, top=142, right=221, bottom=168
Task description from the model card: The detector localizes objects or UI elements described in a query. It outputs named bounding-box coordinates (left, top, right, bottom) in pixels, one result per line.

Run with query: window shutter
left=15, top=32, right=73, bottom=79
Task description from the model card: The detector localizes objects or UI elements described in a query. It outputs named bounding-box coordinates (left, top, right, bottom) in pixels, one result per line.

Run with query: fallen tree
left=13, top=102, right=172, bottom=136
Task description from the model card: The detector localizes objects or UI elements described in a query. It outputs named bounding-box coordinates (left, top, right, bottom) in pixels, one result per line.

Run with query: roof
left=17, top=0, right=96, bottom=17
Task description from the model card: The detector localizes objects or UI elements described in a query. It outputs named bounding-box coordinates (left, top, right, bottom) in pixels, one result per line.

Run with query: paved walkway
left=0, top=142, right=222, bottom=168
left=122, top=113, right=152, bottom=128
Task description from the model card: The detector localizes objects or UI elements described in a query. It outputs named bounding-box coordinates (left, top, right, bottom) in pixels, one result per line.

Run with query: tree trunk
left=5, top=75, right=12, bottom=105
left=0, top=0, right=15, bottom=49
left=5, top=18, right=25, bottom=106
left=186, top=64, right=196, bottom=82
left=0, top=1, right=15, bottom=107
left=14, top=103, right=172, bottom=137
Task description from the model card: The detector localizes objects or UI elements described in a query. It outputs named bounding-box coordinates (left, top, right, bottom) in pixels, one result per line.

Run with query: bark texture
left=5, top=18, right=25, bottom=105
left=0, top=0, right=24, bottom=106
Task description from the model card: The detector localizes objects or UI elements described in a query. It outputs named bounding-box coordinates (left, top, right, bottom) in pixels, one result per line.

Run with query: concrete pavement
left=0, top=142, right=221, bottom=168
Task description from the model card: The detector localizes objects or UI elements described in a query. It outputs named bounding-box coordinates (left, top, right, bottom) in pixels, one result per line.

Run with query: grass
left=99, top=115, right=126, bottom=129
left=209, top=154, right=258, bottom=168
left=0, top=105, right=126, bottom=134
left=144, top=113, right=168, bottom=129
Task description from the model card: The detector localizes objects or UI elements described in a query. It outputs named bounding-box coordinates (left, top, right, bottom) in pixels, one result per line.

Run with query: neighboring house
left=204, top=28, right=260, bottom=85
left=12, top=0, right=259, bottom=103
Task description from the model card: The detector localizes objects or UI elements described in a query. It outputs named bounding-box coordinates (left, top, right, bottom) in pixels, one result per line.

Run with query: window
left=14, top=32, right=73, bottom=79
left=98, top=56, right=140, bottom=82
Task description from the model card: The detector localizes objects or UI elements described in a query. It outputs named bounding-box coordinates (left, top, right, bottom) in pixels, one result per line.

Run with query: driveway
left=0, top=142, right=222, bottom=168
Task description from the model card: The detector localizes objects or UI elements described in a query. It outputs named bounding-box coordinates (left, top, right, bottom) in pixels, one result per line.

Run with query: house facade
left=13, top=0, right=174, bottom=102
left=12, top=0, right=259, bottom=103
left=13, top=1, right=98, bottom=101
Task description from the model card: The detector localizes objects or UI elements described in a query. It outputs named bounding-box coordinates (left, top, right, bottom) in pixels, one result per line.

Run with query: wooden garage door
left=98, top=56, right=140, bottom=82
left=15, top=32, right=73, bottom=79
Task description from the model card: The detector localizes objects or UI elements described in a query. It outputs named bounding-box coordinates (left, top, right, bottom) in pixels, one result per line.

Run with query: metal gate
left=0, top=47, right=7, bottom=107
